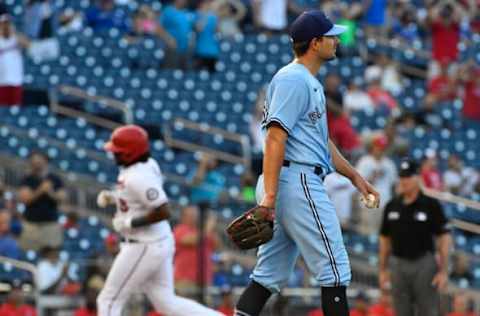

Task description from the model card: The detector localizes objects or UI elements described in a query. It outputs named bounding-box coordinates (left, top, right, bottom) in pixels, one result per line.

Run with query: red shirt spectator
left=350, top=310, right=367, bottom=316
left=431, top=20, right=459, bottom=63
left=307, top=309, right=323, bottom=316
left=368, top=303, right=395, bottom=316
left=148, top=312, right=164, bottom=316
left=462, top=73, right=480, bottom=121
left=174, top=206, right=218, bottom=286
left=421, top=150, right=444, bottom=191
left=367, top=86, right=397, bottom=110
left=0, top=303, right=36, bottom=316
left=327, top=113, right=361, bottom=153
left=428, top=69, right=457, bottom=101
left=73, top=308, right=96, bottom=316
left=0, top=13, right=27, bottom=106
left=217, top=305, right=234, bottom=316
left=422, top=168, right=444, bottom=191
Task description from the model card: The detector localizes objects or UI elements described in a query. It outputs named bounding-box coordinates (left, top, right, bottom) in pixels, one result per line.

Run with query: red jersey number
left=119, top=198, right=129, bottom=213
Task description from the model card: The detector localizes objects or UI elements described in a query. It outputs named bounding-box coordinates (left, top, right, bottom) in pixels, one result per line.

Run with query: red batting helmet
left=104, top=125, right=150, bottom=164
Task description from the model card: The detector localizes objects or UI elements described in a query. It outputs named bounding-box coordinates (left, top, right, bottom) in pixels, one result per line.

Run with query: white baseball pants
left=97, top=236, right=224, bottom=316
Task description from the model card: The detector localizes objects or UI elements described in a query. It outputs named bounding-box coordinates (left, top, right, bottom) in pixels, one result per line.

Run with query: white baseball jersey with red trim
left=97, top=158, right=224, bottom=316
left=114, top=158, right=171, bottom=242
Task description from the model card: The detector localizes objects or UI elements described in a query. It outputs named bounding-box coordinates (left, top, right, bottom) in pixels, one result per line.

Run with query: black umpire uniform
left=379, top=159, right=451, bottom=316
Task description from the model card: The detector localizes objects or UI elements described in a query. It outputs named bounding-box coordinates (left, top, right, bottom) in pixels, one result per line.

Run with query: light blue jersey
left=252, top=62, right=351, bottom=292
left=262, top=62, right=335, bottom=174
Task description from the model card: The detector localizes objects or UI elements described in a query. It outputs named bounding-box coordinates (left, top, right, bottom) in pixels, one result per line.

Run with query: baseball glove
left=226, top=205, right=274, bottom=250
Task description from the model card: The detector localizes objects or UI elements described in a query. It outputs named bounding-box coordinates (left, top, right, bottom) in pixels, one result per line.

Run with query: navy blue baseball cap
left=290, top=10, right=347, bottom=43
left=399, top=159, right=419, bottom=177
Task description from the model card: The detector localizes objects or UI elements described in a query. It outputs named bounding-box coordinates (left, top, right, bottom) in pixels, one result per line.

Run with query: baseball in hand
left=361, top=193, right=379, bottom=209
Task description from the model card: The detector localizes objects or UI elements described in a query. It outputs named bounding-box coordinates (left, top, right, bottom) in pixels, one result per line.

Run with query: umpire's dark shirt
left=380, top=192, right=449, bottom=260
left=20, top=173, right=63, bottom=223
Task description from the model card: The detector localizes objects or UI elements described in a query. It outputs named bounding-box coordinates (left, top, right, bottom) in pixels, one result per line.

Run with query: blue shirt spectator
left=0, top=211, right=21, bottom=260
left=85, top=0, right=129, bottom=32
left=195, top=10, right=220, bottom=58
left=189, top=153, right=225, bottom=204
left=364, top=0, right=387, bottom=26
left=23, top=0, right=59, bottom=39
left=160, top=3, right=195, bottom=53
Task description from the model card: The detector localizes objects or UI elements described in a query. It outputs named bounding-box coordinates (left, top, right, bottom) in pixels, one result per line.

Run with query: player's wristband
left=131, top=217, right=148, bottom=228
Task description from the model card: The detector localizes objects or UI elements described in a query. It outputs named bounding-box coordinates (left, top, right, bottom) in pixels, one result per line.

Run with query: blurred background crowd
left=0, top=0, right=480, bottom=315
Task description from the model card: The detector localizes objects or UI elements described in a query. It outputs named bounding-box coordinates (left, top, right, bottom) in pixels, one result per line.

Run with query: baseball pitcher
left=229, top=11, right=380, bottom=316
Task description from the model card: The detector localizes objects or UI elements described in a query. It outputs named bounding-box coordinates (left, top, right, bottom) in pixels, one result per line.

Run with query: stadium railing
left=49, top=85, right=134, bottom=130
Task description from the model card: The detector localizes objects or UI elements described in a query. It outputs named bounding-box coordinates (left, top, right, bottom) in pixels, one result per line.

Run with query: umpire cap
left=399, top=159, right=419, bottom=178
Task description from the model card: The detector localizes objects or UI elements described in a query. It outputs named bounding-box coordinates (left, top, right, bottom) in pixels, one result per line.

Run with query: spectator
left=391, top=4, right=421, bottom=45
left=62, top=211, right=79, bottom=230
left=427, top=0, right=464, bottom=63
left=194, top=0, right=220, bottom=72
left=420, top=149, right=444, bottom=191
left=213, top=0, right=246, bottom=38
left=58, top=8, right=83, bottom=33
left=366, top=66, right=398, bottom=111
left=240, top=171, right=256, bottom=203
left=251, top=0, right=303, bottom=33
left=335, top=2, right=363, bottom=54
left=173, top=206, right=219, bottom=296
left=216, top=286, right=234, bottom=316
left=343, top=80, right=374, bottom=113
left=160, top=0, right=195, bottom=69
left=355, top=134, right=397, bottom=233
left=85, top=0, right=129, bottom=33
left=425, top=60, right=458, bottom=110
left=325, top=73, right=362, bottom=158
left=377, top=54, right=403, bottom=95
left=383, top=119, right=410, bottom=159
left=365, top=54, right=403, bottom=97
left=0, top=210, right=22, bottom=260
left=324, top=73, right=343, bottom=111
left=444, top=155, right=479, bottom=196
left=350, top=292, right=369, bottom=316
left=73, top=287, right=97, bottom=316
left=368, top=290, right=395, bottom=316
left=0, top=282, right=36, bottom=316
left=450, top=253, right=473, bottom=285
left=327, top=113, right=362, bottom=160
left=458, top=63, right=480, bottom=121
left=324, top=173, right=356, bottom=228
left=37, top=246, right=69, bottom=294
left=23, top=0, right=57, bottom=39
left=448, top=292, right=476, bottom=316
left=363, top=0, right=388, bottom=36
left=86, top=233, right=119, bottom=289
left=18, top=151, right=66, bottom=251
left=0, top=10, right=29, bottom=106
left=126, top=5, right=175, bottom=48
left=189, top=152, right=225, bottom=205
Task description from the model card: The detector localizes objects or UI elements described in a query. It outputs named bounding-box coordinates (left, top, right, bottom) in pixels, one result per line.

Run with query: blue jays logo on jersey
left=308, top=107, right=324, bottom=124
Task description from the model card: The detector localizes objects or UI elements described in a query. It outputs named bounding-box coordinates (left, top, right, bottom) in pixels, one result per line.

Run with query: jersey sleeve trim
left=265, top=117, right=292, bottom=135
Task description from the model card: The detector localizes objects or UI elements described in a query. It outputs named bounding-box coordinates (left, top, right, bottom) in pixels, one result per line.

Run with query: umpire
left=379, top=159, right=451, bottom=316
